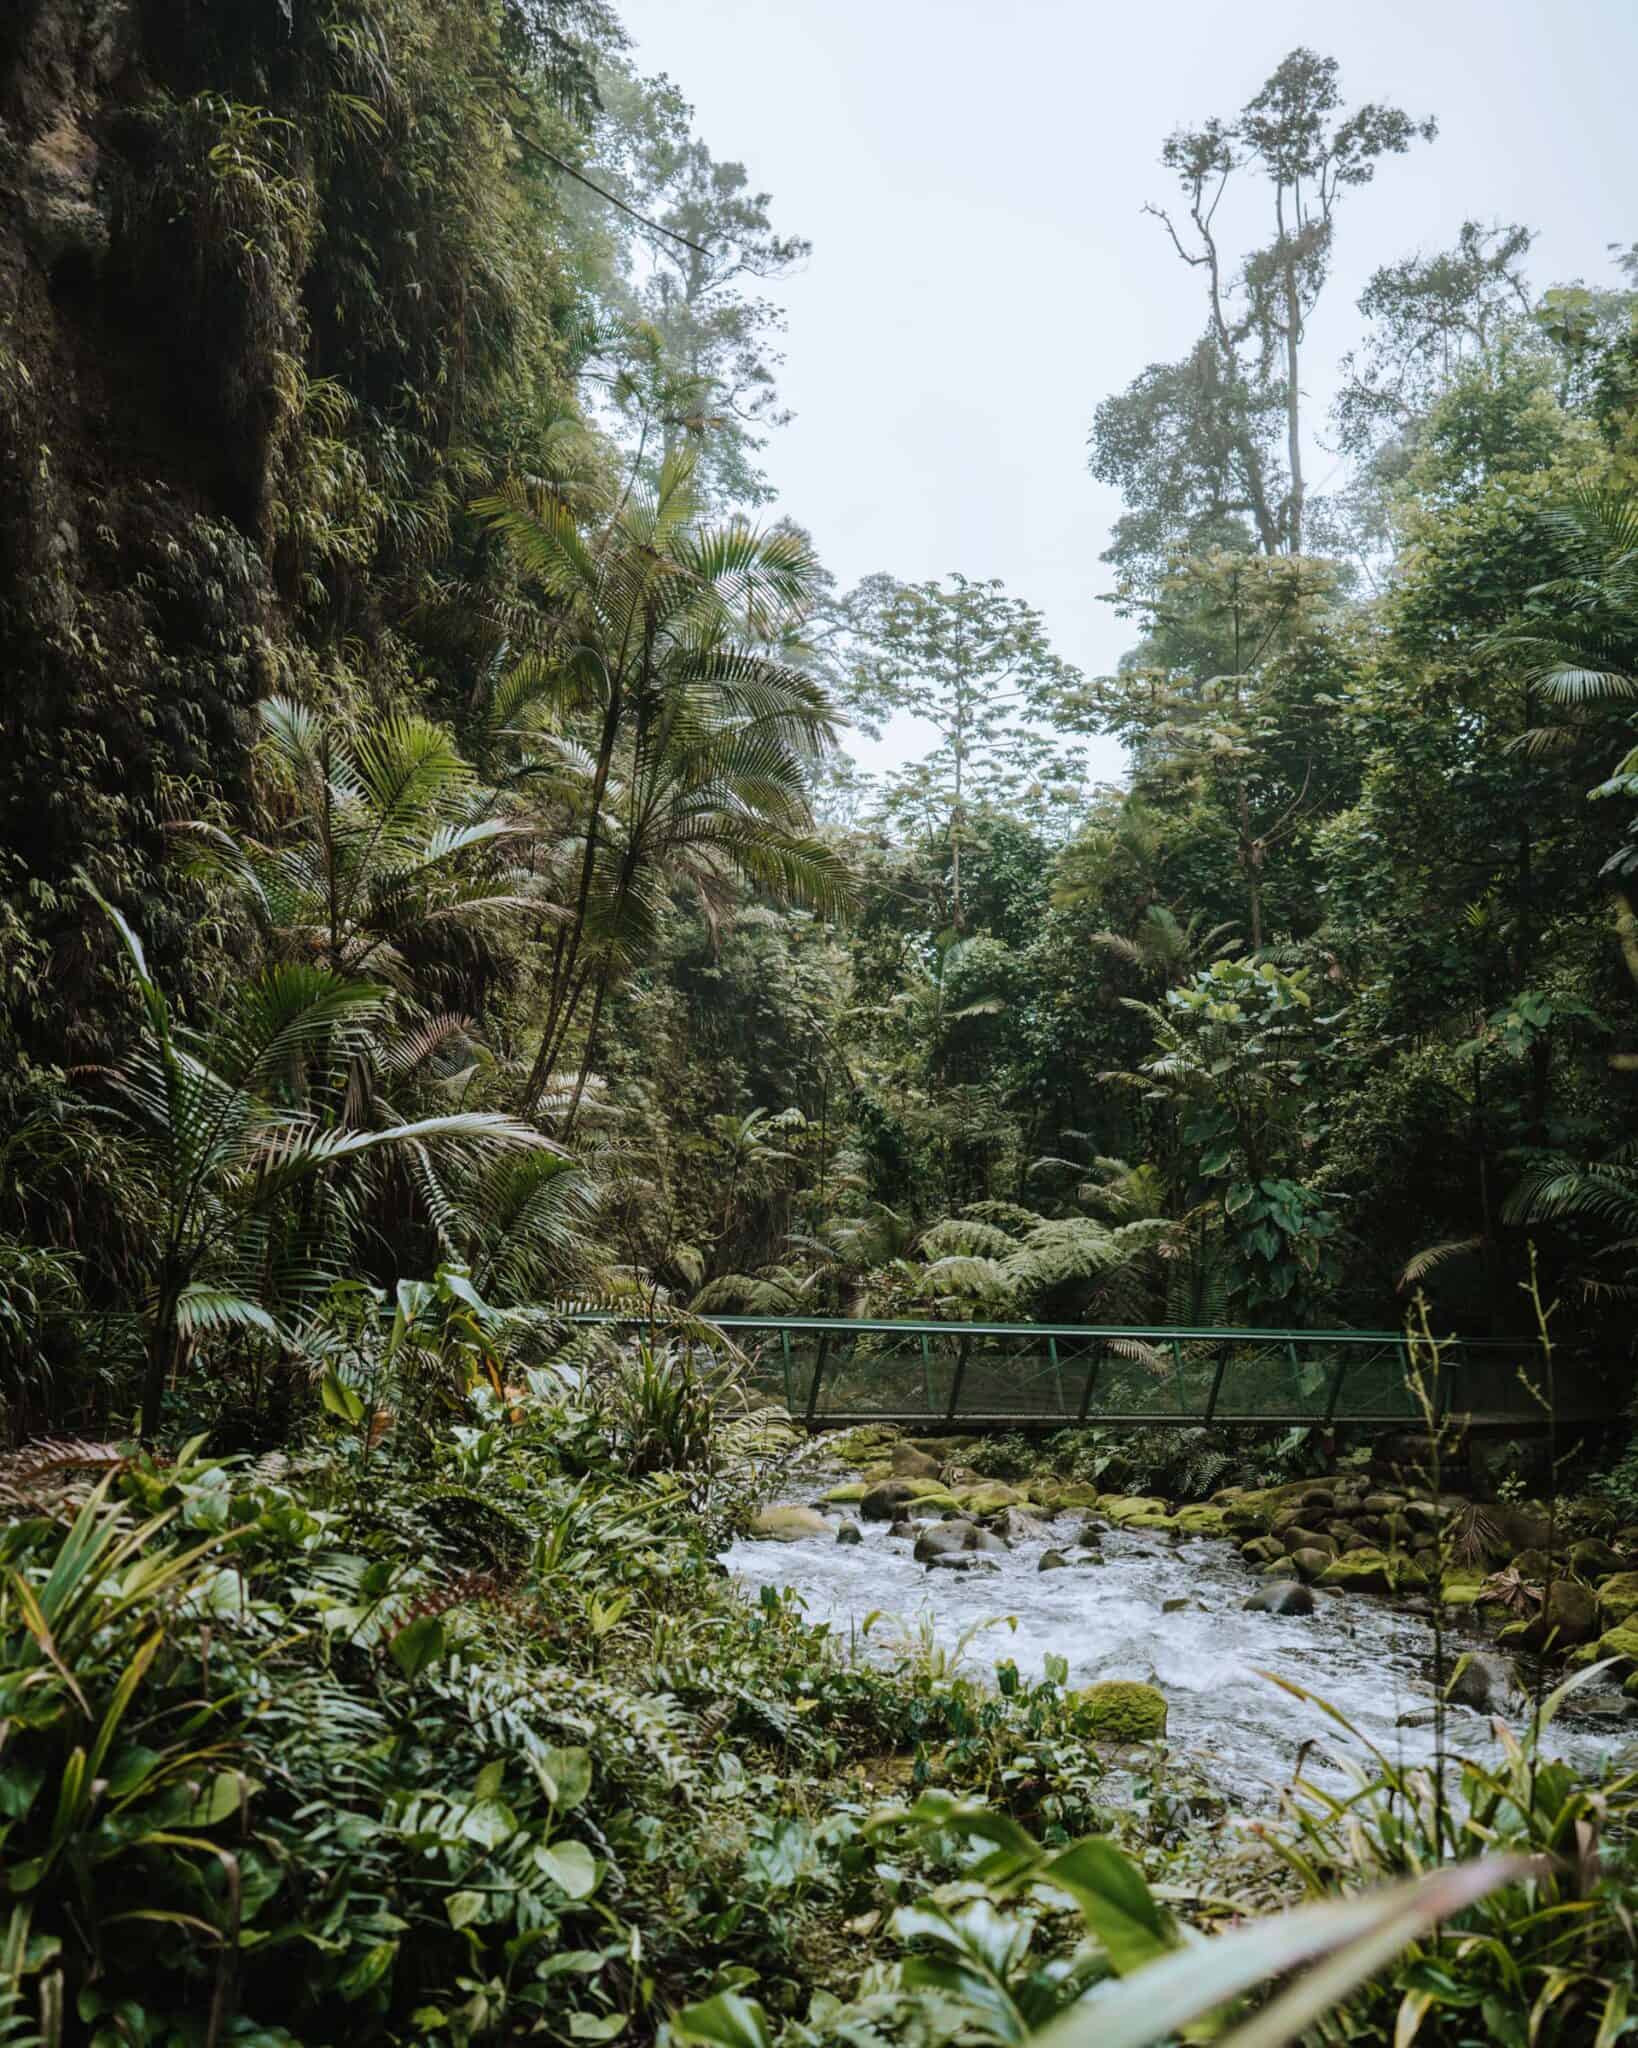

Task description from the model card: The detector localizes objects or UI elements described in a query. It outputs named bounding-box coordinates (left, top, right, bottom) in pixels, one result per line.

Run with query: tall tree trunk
left=142, top=1280, right=181, bottom=1439
left=1282, top=251, right=1304, bottom=554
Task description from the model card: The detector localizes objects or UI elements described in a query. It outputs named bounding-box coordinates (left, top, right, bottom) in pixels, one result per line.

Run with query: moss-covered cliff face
left=0, top=0, right=591, bottom=1078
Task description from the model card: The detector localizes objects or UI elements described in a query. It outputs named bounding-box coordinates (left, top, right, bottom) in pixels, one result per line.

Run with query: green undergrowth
left=0, top=1371, right=1151, bottom=2045
left=6, top=1367, right=1638, bottom=2046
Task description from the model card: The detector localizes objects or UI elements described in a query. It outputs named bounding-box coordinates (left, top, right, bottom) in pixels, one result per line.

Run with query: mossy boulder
left=1290, top=1547, right=1334, bottom=1583
left=1571, top=1538, right=1623, bottom=1579
left=1124, top=1512, right=1181, bottom=1533
left=1318, top=1550, right=1429, bottom=1595
left=830, top=1425, right=904, bottom=1469
left=823, top=1482, right=867, bottom=1504
left=1596, top=1623, right=1638, bottom=1669
left=1174, top=1505, right=1229, bottom=1538
left=1261, top=1557, right=1300, bottom=1580
left=1053, top=1482, right=1104, bottom=1509
left=1597, top=1573, right=1638, bottom=1626
left=750, top=1506, right=831, bottom=1542
left=1240, top=1536, right=1284, bottom=1565
left=1507, top=1580, right=1598, bottom=1650
left=1098, top=1495, right=1170, bottom=1525
left=1439, top=1570, right=1486, bottom=1607
left=1282, top=1526, right=1337, bottom=1558
left=953, top=1482, right=1026, bottom=1515
left=890, top=1443, right=942, bottom=1480
left=1080, top=1680, right=1168, bottom=1742
left=860, top=1480, right=923, bottom=1521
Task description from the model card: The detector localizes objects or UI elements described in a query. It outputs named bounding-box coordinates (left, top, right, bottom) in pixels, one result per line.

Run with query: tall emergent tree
left=1090, top=48, right=1435, bottom=577
left=840, top=573, right=1085, bottom=928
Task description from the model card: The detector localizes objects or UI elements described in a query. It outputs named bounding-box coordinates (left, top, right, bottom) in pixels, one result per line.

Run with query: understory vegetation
left=4, top=2, right=1638, bottom=2040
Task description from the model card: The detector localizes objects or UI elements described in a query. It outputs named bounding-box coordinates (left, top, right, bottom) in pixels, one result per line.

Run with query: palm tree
left=1089, top=906, right=1242, bottom=989
left=91, top=894, right=551, bottom=1435
left=473, top=447, right=851, bottom=1121
left=175, top=696, right=548, bottom=983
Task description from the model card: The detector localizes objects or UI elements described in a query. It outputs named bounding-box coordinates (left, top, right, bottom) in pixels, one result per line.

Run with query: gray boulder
left=836, top=1520, right=862, bottom=1546
left=914, top=1519, right=980, bottom=1563
left=860, top=1479, right=920, bottom=1522
left=1244, top=1581, right=1316, bottom=1617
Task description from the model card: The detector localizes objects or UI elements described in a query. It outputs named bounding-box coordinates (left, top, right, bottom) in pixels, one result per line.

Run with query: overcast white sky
left=615, top=0, right=1638, bottom=778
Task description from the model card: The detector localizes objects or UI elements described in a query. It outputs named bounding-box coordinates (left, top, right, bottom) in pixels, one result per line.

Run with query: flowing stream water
left=725, top=1494, right=1638, bottom=1806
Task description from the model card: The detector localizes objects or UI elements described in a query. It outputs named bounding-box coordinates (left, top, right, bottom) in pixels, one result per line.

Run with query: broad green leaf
left=389, top=1614, right=446, bottom=1680
left=1042, top=1840, right=1174, bottom=1974
left=543, top=1744, right=593, bottom=1810
left=537, top=1838, right=599, bottom=1900
left=321, top=1371, right=365, bottom=1425
left=568, top=2014, right=626, bottom=2041
left=446, top=1891, right=485, bottom=1931
left=671, top=1991, right=774, bottom=2048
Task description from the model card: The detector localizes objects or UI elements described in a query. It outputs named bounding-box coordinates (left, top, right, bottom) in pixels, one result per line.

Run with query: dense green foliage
left=5, top=7, right=1638, bottom=2042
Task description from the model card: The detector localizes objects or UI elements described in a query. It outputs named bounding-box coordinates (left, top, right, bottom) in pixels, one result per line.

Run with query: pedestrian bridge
left=560, top=1312, right=1617, bottom=1435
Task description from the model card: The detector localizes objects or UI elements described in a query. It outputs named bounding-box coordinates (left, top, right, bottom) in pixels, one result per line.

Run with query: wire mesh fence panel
left=564, top=1314, right=1613, bottom=1432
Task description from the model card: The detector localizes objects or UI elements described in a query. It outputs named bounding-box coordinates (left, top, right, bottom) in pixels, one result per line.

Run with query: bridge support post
left=945, top=1336, right=972, bottom=1424
left=1203, top=1343, right=1230, bottom=1423
left=1324, top=1352, right=1349, bottom=1424
left=919, top=1333, right=933, bottom=1411
left=1049, top=1336, right=1065, bottom=1416
left=805, top=1334, right=830, bottom=1431
left=1077, top=1341, right=1104, bottom=1424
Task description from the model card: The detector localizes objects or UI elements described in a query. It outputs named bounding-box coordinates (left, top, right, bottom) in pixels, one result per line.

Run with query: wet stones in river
left=1244, top=1580, right=1316, bottom=1617
left=750, top=1506, right=832, bottom=1542
left=836, top=1520, right=862, bottom=1546
left=913, top=1518, right=1006, bottom=1565
left=1074, top=1520, right=1104, bottom=1549
left=1039, top=1549, right=1069, bottom=1572
left=1446, top=1650, right=1513, bottom=1714
left=890, top=1443, right=942, bottom=1480
left=860, top=1479, right=921, bottom=1521
left=1290, top=1547, right=1335, bottom=1583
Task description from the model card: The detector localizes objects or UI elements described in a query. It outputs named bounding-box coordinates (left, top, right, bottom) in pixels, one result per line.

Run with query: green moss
left=823, top=1482, right=867, bottom=1503
left=1079, top=1680, right=1168, bottom=1742
left=1596, top=1572, right=1638, bottom=1625
left=1098, top=1495, right=1170, bottom=1525
left=1318, top=1550, right=1429, bottom=1595
left=1439, top=1571, right=1486, bottom=1607
left=1174, top=1505, right=1229, bottom=1538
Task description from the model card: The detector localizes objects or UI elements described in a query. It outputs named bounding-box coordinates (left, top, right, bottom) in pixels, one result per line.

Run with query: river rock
left=1161, top=1596, right=1191, bottom=1613
left=1240, top=1536, right=1284, bottom=1565
left=891, top=1443, right=942, bottom=1480
left=1598, top=1572, right=1638, bottom=1626
left=1174, top=1504, right=1229, bottom=1538
left=973, top=1527, right=1011, bottom=1555
left=1571, top=1538, right=1623, bottom=1578
left=997, top=1507, right=1049, bottom=1542
left=955, top=1482, right=1025, bottom=1514
left=860, top=1479, right=920, bottom=1521
left=913, top=1520, right=980, bottom=1562
left=1510, top=1579, right=1598, bottom=1649
left=1075, top=1521, right=1104, bottom=1549
left=1039, top=1549, right=1069, bottom=1571
left=836, top=1520, right=862, bottom=1546
left=928, top=1553, right=1000, bottom=1574
left=1290, top=1547, right=1334, bottom=1583
left=750, top=1506, right=830, bottom=1542
left=1079, top=1679, right=1168, bottom=1741
left=1318, top=1549, right=1429, bottom=1595
left=1363, top=1492, right=1406, bottom=1514
left=1283, top=1526, right=1336, bottom=1557
left=1245, top=1581, right=1315, bottom=1616
left=1447, top=1651, right=1512, bottom=1713
left=1262, top=1557, right=1300, bottom=1580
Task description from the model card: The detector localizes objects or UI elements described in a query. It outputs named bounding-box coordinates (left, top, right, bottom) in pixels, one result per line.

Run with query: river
left=725, top=1493, right=1637, bottom=1805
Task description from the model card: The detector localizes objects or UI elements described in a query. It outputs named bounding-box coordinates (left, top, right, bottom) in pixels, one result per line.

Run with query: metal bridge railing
left=560, top=1313, right=1620, bottom=1432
